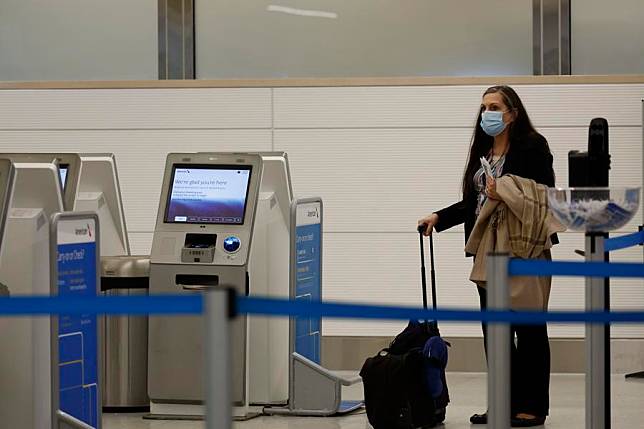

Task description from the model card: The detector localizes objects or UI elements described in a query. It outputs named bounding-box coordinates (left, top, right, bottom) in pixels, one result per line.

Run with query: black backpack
left=360, top=230, right=449, bottom=429
left=360, top=321, right=449, bottom=429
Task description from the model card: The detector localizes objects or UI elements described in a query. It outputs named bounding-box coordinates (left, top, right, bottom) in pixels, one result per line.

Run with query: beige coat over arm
left=465, top=175, right=566, bottom=310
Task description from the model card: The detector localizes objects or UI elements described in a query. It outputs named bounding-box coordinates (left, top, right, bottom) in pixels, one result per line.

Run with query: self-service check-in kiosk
left=148, top=152, right=362, bottom=419
left=148, top=153, right=264, bottom=419
left=0, top=161, right=64, bottom=429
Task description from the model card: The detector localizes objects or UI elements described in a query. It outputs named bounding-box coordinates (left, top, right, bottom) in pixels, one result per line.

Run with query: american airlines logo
left=74, top=223, right=93, bottom=237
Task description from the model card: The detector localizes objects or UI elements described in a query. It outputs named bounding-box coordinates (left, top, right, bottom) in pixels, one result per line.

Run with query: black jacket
left=434, top=133, right=557, bottom=249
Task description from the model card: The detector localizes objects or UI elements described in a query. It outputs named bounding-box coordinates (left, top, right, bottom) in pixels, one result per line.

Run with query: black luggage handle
left=429, top=232, right=437, bottom=311
left=417, top=224, right=438, bottom=329
left=417, top=224, right=429, bottom=311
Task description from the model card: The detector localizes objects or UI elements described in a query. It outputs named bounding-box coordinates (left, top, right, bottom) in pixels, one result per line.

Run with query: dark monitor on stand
left=58, top=163, right=69, bottom=193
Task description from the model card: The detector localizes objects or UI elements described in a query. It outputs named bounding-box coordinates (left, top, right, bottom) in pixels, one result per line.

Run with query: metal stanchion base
left=145, top=403, right=262, bottom=422
left=103, top=406, right=150, bottom=414
left=234, top=413, right=262, bottom=421
left=143, top=414, right=204, bottom=421
left=264, top=402, right=364, bottom=417
left=143, top=412, right=261, bottom=421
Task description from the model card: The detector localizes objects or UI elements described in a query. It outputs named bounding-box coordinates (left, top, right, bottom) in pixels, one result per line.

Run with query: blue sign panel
left=56, top=218, right=99, bottom=428
left=294, top=203, right=322, bottom=364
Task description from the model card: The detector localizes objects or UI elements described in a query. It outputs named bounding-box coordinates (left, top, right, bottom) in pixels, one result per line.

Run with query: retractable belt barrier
left=604, top=230, right=644, bottom=252
left=0, top=289, right=643, bottom=324
left=1, top=231, right=642, bottom=321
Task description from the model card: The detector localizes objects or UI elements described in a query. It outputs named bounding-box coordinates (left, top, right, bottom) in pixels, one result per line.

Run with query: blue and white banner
left=294, top=202, right=322, bottom=364
left=56, top=217, right=99, bottom=428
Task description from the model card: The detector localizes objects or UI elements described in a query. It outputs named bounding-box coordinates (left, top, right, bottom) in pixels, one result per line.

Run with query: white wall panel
left=129, top=232, right=153, bottom=256
left=515, top=85, right=644, bottom=127
left=274, top=86, right=486, bottom=129
left=276, top=128, right=470, bottom=233
left=0, top=88, right=272, bottom=130
left=274, top=85, right=644, bottom=128
left=547, top=233, right=585, bottom=338
left=322, top=231, right=480, bottom=337
left=610, top=243, right=644, bottom=338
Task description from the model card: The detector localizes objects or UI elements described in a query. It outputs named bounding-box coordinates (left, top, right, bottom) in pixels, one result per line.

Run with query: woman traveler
left=418, top=85, right=556, bottom=427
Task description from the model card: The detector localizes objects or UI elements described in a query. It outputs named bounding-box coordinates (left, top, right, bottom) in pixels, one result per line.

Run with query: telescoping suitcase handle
left=416, top=224, right=438, bottom=312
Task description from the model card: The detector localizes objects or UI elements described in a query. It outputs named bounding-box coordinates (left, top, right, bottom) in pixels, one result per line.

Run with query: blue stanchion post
left=487, top=253, right=511, bottom=429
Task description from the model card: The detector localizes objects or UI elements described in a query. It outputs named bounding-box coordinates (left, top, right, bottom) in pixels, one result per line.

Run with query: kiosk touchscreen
left=76, top=154, right=130, bottom=256
left=165, top=164, right=252, bottom=226
left=0, top=153, right=81, bottom=211
left=148, top=153, right=263, bottom=417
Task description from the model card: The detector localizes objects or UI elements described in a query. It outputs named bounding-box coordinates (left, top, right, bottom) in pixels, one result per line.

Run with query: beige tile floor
left=104, top=373, right=644, bottom=429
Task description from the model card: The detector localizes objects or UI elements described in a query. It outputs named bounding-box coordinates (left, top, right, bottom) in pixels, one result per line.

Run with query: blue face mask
left=480, top=110, right=507, bottom=137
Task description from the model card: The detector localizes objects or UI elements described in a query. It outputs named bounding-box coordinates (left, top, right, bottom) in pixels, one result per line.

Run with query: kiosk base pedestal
left=264, top=353, right=364, bottom=417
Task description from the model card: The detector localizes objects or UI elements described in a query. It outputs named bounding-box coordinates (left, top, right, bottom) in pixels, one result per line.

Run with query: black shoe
left=511, top=415, right=546, bottom=427
left=469, top=412, right=487, bottom=424
left=435, top=407, right=446, bottom=424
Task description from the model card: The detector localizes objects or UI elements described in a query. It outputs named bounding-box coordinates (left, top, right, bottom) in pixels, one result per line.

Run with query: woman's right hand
left=417, top=213, right=439, bottom=236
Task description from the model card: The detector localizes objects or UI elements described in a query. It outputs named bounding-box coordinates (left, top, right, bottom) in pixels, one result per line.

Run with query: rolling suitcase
left=360, top=226, right=449, bottom=429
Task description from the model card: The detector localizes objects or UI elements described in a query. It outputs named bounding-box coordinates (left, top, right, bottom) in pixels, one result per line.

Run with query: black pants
left=477, top=286, right=551, bottom=417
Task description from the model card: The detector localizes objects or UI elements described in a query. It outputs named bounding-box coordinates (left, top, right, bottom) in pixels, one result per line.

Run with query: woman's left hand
left=486, top=176, right=501, bottom=200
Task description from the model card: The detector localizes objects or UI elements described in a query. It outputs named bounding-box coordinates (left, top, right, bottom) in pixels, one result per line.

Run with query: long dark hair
left=462, top=85, right=540, bottom=201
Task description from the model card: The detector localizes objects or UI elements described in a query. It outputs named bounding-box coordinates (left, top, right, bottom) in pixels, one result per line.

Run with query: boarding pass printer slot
left=176, top=274, right=219, bottom=291
left=181, top=233, right=217, bottom=263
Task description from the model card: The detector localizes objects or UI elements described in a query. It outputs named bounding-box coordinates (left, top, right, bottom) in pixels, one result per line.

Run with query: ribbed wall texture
left=0, top=84, right=642, bottom=338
